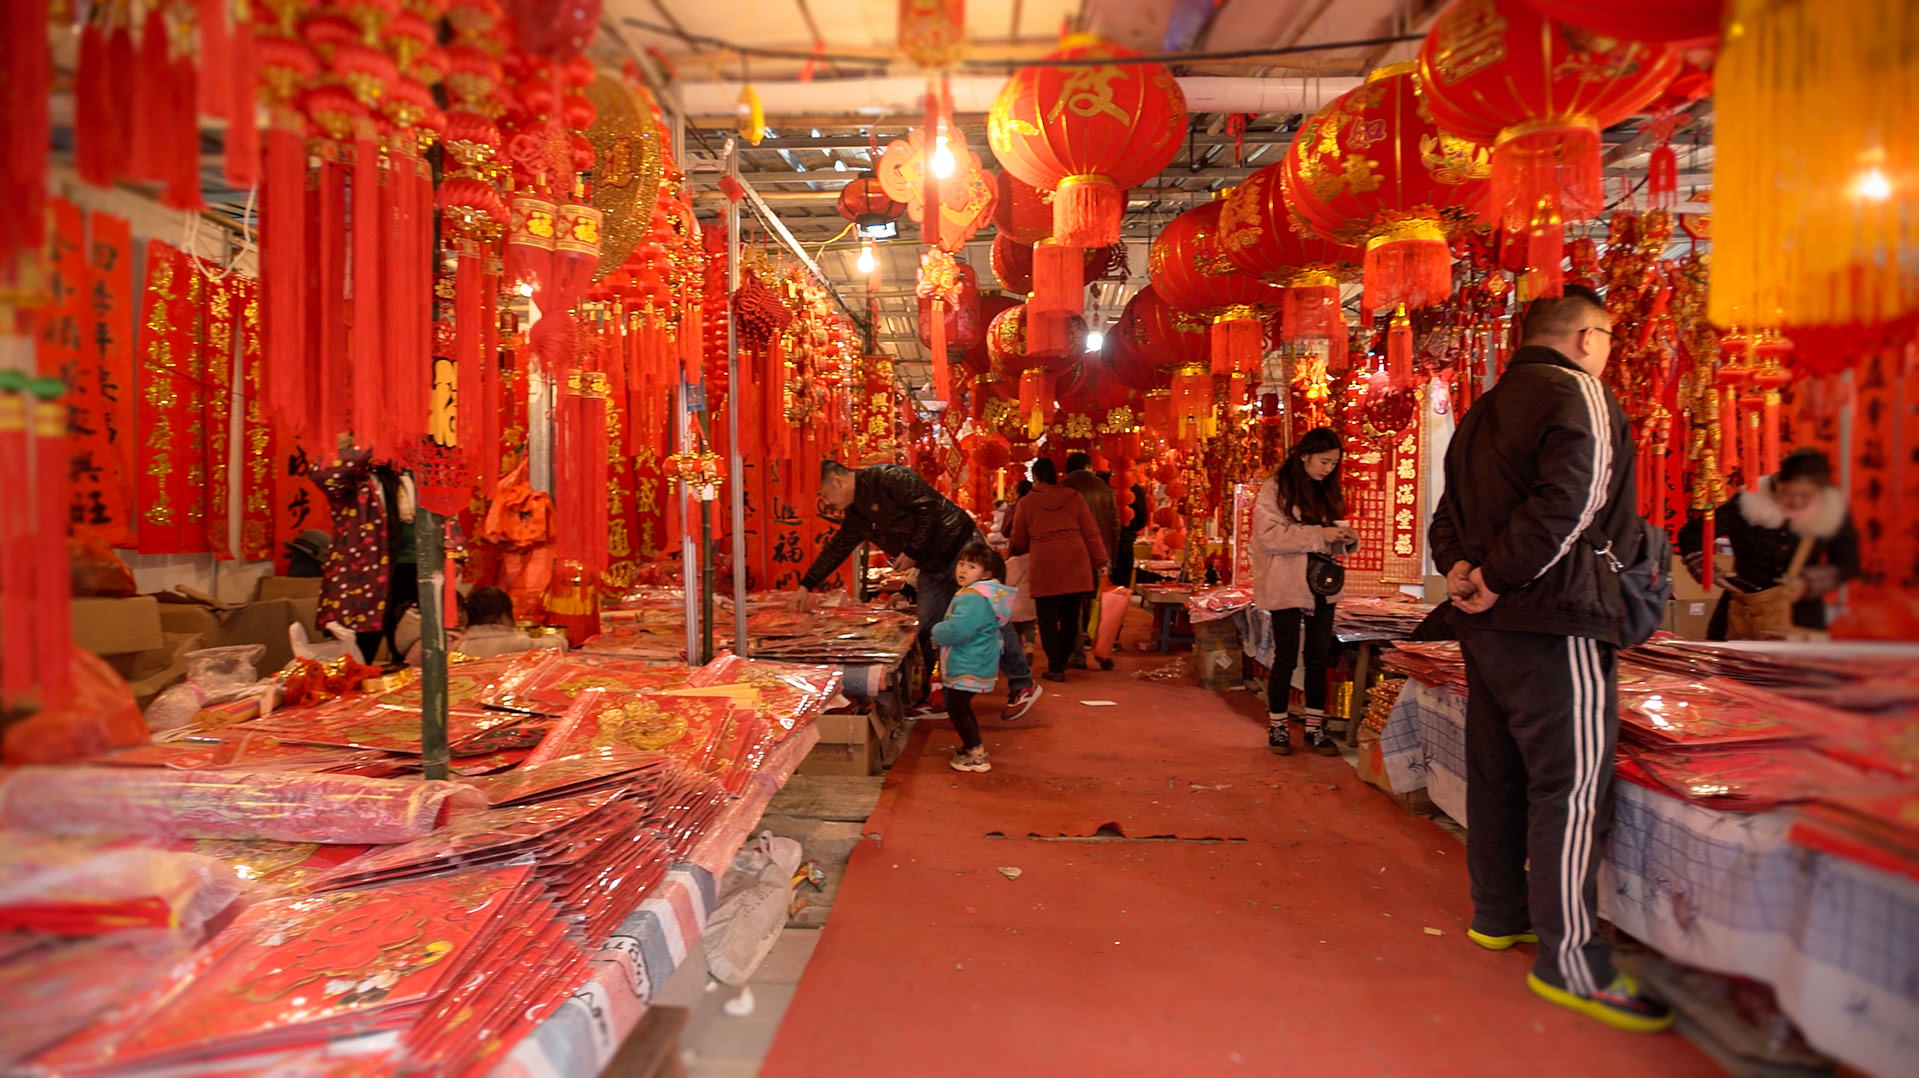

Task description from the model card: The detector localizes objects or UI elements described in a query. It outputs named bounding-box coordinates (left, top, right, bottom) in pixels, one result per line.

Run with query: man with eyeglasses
left=1428, top=284, right=1671, bottom=1032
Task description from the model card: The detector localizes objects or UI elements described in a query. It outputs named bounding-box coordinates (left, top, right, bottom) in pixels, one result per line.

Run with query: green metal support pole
left=416, top=507, right=449, bottom=780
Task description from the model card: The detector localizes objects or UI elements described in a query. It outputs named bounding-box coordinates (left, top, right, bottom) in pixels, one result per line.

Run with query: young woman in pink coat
left=1251, top=427, right=1360, bottom=756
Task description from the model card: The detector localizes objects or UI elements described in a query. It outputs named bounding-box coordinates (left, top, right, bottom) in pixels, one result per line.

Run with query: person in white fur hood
left=1677, top=447, right=1860, bottom=639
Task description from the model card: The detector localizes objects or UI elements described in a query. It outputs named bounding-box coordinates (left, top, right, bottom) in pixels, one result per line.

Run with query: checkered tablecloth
left=1379, top=680, right=1919, bottom=1078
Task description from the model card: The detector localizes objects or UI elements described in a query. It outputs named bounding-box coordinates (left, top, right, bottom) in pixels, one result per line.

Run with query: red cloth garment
left=1010, top=481, right=1108, bottom=597
left=311, top=453, right=392, bottom=634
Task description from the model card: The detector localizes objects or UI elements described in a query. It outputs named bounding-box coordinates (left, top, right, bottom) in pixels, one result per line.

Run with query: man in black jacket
left=797, top=461, right=1040, bottom=717
left=1429, top=286, right=1671, bottom=1033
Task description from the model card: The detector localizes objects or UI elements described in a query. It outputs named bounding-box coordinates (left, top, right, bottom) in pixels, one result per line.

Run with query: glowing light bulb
left=856, top=244, right=877, bottom=275
left=1084, top=328, right=1105, bottom=351
left=1855, top=167, right=1893, bottom=201
left=931, top=136, right=955, bottom=179
left=516, top=282, right=534, bottom=297
left=834, top=159, right=847, bottom=172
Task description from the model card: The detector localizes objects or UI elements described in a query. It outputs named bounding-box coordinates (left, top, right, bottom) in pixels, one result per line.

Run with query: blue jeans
left=915, top=570, right=1033, bottom=694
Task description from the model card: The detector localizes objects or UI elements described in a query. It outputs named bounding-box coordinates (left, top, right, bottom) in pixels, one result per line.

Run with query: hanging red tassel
left=1524, top=199, right=1565, bottom=300
left=1647, top=144, right=1679, bottom=212
left=1280, top=282, right=1340, bottom=343
left=1489, top=123, right=1603, bottom=232
left=1386, top=305, right=1414, bottom=390
left=74, top=8, right=120, bottom=188
left=479, top=253, right=503, bottom=495
left=126, top=4, right=171, bottom=185
left=198, top=0, right=232, bottom=120
left=349, top=127, right=384, bottom=453
left=1018, top=368, right=1054, bottom=438
left=1170, top=364, right=1211, bottom=447
left=223, top=11, right=259, bottom=188
left=921, top=75, right=942, bottom=250
left=314, top=148, right=351, bottom=444
left=31, top=385, right=71, bottom=705
left=1211, top=312, right=1261, bottom=377
left=259, top=121, right=311, bottom=435
left=1030, top=240, right=1082, bottom=317
left=1699, top=512, right=1715, bottom=592
left=1363, top=226, right=1453, bottom=312
left=929, top=299, right=951, bottom=405
left=453, top=239, right=483, bottom=450
left=2, top=0, right=51, bottom=274
left=0, top=371, right=32, bottom=711
left=1053, top=175, right=1124, bottom=248
left=1741, top=395, right=1764, bottom=493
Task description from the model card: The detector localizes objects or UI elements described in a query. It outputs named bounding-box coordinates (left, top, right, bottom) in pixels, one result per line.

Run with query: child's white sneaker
left=949, top=747, right=992, bottom=773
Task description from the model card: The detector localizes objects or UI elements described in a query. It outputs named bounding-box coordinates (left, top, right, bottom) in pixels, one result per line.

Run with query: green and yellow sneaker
left=1467, top=928, right=1539, bottom=951
left=1527, top=972, right=1676, bottom=1033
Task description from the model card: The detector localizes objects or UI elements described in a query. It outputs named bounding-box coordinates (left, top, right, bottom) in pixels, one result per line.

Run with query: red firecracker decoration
left=987, top=37, right=1188, bottom=247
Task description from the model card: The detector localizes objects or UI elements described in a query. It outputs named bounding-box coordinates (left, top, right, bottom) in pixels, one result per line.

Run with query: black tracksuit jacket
left=799, top=464, right=978, bottom=591
left=1428, top=346, right=1641, bottom=646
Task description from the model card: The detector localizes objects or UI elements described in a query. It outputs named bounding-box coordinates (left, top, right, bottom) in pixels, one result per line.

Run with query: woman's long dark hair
left=1273, top=427, right=1346, bottom=524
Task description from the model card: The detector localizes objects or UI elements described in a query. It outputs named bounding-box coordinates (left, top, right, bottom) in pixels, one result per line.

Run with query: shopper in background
left=1062, top=452, right=1119, bottom=669
left=1011, top=458, right=1108, bottom=683
left=1429, top=285, right=1672, bottom=1033
left=797, top=460, right=1042, bottom=719
left=1111, top=477, right=1149, bottom=588
left=1250, top=427, right=1358, bottom=756
left=930, top=542, right=1017, bottom=773
left=1677, top=447, right=1861, bottom=640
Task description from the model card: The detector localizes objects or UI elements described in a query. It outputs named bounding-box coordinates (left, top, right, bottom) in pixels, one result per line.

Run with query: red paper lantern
left=962, top=293, right=1020, bottom=376
left=991, top=233, right=1034, bottom=295
left=1519, top=0, right=1721, bottom=46
left=1149, top=201, right=1285, bottom=377
left=836, top=170, right=905, bottom=231
left=989, top=170, right=1054, bottom=246
left=1218, top=166, right=1363, bottom=286
left=920, top=262, right=982, bottom=352
left=987, top=36, right=1188, bottom=247
left=1108, top=284, right=1209, bottom=393
left=1419, top=0, right=1680, bottom=238
left=986, top=302, right=1087, bottom=377
left=1283, top=63, right=1494, bottom=314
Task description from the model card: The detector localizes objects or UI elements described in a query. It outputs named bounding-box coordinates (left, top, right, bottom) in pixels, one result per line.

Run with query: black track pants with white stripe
left=1459, top=625, right=1620, bottom=996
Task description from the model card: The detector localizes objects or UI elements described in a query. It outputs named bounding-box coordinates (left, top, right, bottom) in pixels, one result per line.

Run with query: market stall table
left=1375, top=677, right=1919, bottom=1077
left=1138, top=584, right=1196, bottom=653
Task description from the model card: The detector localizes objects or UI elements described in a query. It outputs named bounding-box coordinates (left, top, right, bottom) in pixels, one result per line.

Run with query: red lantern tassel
left=1170, top=365, right=1211, bottom=447
left=126, top=4, right=170, bottom=184
left=1699, top=513, right=1715, bottom=591
left=74, top=8, right=121, bottom=188
left=680, top=299, right=702, bottom=384
left=315, top=149, right=350, bottom=443
left=1742, top=398, right=1763, bottom=492
left=223, top=14, right=258, bottom=188
left=1647, top=144, right=1679, bottom=212
left=350, top=128, right=384, bottom=453
left=1524, top=200, right=1566, bottom=300
left=31, top=392, right=71, bottom=705
left=480, top=250, right=503, bottom=495
left=1762, top=393, right=1782, bottom=478
left=1053, top=175, right=1123, bottom=248
left=260, top=122, right=309, bottom=435
left=1028, top=309, right=1068, bottom=356
left=1031, top=240, right=1082, bottom=317
left=1386, top=306, right=1414, bottom=390
left=1211, top=312, right=1261, bottom=377
left=2, top=0, right=50, bottom=272
left=453, top=240, right=483, bottom=452
left=381, top=154, right=412, bottom=457
left=1281, top=283, right=1340, bottom=343
left=197, top=0, right=232, bottom=121
left=1490, top=123, right=1603, bottom=231
left=0, top=375, right=32, bottom=711
left=1018, top=368, right=1054, bottom=439
left=1363, top=232, right=1453, bottom=313
left=929, top=300, right=951, bottom=405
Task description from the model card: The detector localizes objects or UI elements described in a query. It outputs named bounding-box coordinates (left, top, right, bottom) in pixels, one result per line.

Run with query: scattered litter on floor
left=723, top=986, right=756, bottom=1016
left=1424, top=927, right=1445, bottom=936
left=1189, top=783, right=1230, bottom=791
left=1081, top=700, right=1119, bottom=707
left=998, top=866, right=1023, bottom=880
left=1133, top=659, right=1190, bottom=681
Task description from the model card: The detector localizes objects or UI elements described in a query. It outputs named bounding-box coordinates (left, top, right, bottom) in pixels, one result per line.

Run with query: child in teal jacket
left=930, top=541, right=1015, bottom=774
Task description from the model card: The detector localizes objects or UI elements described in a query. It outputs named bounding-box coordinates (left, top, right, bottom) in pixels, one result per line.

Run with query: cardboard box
left=1355, top=724, right=1391, bottom=792
left=798, top=736, right=882, bottom=776
left=71, top=596, right=164, bottom=656
left=255, top=576, right=322, bottom=603
left=812, top=708, right=879, bottom=746
left=1666, top=555, right=1721, bottom=640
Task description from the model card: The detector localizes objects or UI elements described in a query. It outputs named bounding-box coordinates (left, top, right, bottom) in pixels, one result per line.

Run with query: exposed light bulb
left=1085, top=328, right=1105, bottom=351
left=1855, top=167, right=1893, bottom=202
left=857, top=244, right=877, bottom=275
left=516, top=282, right=534, bottom=297
left=834, top=159, right=847, bottom=172
left=931, top=135, right=955, bottom=179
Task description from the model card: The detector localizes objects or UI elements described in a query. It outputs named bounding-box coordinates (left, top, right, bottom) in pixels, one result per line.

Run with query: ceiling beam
left=685, top=130, right=1297, bottom=154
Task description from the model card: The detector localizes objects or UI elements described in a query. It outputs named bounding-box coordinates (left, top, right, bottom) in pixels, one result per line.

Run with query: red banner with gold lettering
left=202, top=275, right=239, bottom=559
left=135, top=244, right=207, bottom=554
left=37, top=199, right=131, bottom=547
left=1382, top=422, right=1425, bottom=584
left=237, top=277, right=274, bottom=560
left=80, top=209, right=136, bottom=547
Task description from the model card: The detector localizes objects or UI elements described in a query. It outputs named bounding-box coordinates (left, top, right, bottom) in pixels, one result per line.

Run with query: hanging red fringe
left=2, top=0, right=51, bottom=274
left=1525, top=200, right=1566, bottom=299
left=350, top=128, right=384, bottom=454
left=1018, top=368, right=1054, bottom=438
left=315, top=149, right=351, bottom=444
left=380, top=153, right=413, bottom=458
left=480, top=253, right=503, bottom=495
left=224, top=15, right=259, bottom=188
left=1647, top=144, right=1678, bottom=211
left=0, top=374, right=33, bottom=711
left=453, top=239, right=484, bottom=451
left=1386, top=306, right=1414, bottom=390
left=1211, top=313, right=1261, bottom=377
left=1170, top=365, right=1211, bottom=447
left=929, top=299, right=951, bottom=405
left=1741, top=396, right=1764, bottom=492
left=1053, top=175, right=1123, bottom=248
left=198, top=0, right=233, bottom=121
left=1031, top=240, right=1082, bottom=316
left=1280, top=283, right=1341, bottom=343
left=1363, top=233, right=1453, bottom=313
left=31, top=390, right=71, bottom=705
left=259, top=123, right=311, bottom=435
left=1490, top=123, right=1603, bottom=232
left=74, top=9, right=122, bottom=188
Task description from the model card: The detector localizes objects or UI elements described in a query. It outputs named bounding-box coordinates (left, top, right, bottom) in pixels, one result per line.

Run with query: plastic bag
left=0, top=835, right=242, bottom=943
left=3, top=648, right=150, bottom=765
left=68, top=536, right=137, bottom=597
left=703, top=831, right=804, bottom=986
left=185, top=645, right=266, bottom=690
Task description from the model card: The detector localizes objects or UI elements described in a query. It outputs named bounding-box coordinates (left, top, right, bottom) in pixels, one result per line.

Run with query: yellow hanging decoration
left=1709, top=0, right=1917, bottom=332
left=737, top=85, right=766, bottom=146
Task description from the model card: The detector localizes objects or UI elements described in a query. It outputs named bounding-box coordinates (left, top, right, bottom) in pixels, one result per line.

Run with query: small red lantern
left=1108, top=284, right=1210, bottom=394
left=920, top=262, right=982, bottom=352
left=988, top=36, right=1188, bottom=247
left=1419, top=0, right=1680, bottom=252
left=986, top=303, right=1088, bottom=437
left=991, top=233, right=1034, bottom=295
left=837, top=170, right=905, bottom=234
left=1149, top=201, right=1284, bottom=377
left=989, top=170, right=1054, bottom=246
left=1282, top=63, right=1493, bottom=314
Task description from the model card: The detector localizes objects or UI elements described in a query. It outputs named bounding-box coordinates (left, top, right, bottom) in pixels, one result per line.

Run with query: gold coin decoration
left=585, top=74, right=666, bottom=280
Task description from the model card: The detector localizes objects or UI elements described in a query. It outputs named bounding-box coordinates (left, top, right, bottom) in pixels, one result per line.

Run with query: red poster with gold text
left=80, top=210, right=136, bottom=547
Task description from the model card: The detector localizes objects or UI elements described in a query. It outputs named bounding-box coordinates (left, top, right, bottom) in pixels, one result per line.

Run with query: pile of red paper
left=1788, top=792, right=1919, bottom=883
left=1616, top=745, right=1893, bottom=812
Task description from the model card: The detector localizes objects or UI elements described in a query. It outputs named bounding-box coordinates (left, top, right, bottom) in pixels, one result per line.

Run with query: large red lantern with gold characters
left=1282, top=63, right=1493, bottom=314
left=987, top=302, right=1088, bottom=436
left=1218, top=165, right=1361, bottom=345
left=1419, top=0, right=1679, bottom=239
left=1519, top=0, right=1720, bottom=46
left=988, top=36, right=1188, bottom=247
left=1108, top=284, right=1209, bottom=393
left=1150, top=201, right=1284, bottom=377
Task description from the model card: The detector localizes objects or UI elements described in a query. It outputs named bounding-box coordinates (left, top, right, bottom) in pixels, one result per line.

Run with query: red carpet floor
left=761, top=613, right=1723, bottom=1077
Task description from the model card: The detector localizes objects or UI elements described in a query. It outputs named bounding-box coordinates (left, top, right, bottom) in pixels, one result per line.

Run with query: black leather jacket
left=799, top=464, right=978, bottom=591
left=1428, top=346, right=1642, bottom=645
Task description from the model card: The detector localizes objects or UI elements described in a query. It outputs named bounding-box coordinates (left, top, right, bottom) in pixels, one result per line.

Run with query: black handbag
left=1306, top=551, right=1345, bottom=597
